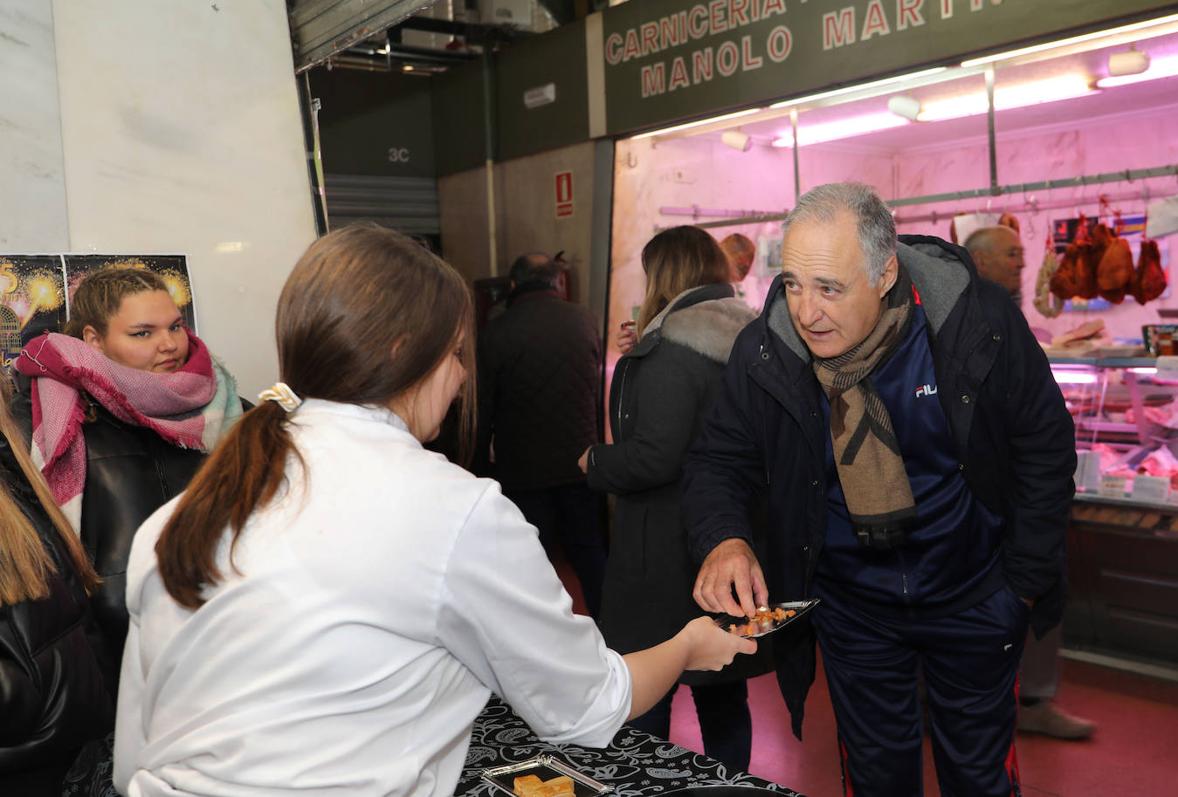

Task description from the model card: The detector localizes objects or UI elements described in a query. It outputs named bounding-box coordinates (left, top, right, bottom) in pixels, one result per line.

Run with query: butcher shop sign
left=600, top=0, right=1178, bottom=136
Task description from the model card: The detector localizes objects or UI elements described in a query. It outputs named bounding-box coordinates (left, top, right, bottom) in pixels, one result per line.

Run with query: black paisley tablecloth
left=457, top=698, right=799, bottom=797
left=60, top=698, right=801, bottom=796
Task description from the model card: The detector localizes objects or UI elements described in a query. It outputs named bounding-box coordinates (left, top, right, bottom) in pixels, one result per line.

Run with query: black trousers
left=629, top=680, right=753, bottom=774
left=814, top=583, right=1029, bottom=797
left=506, top=483, right=607, bottom=619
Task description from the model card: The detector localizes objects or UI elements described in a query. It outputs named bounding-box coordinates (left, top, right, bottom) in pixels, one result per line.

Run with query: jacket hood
left=632, top=283, right=746, bottom=362
left=764, top=237, right=974, bottom=362
left=661, top=297, right=758, bottom=364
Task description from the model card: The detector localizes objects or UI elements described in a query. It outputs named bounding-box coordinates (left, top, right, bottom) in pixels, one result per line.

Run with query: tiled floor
left=556, top=559, right=1178, bottom=795
left=667, top=656, right=1178, bottom=796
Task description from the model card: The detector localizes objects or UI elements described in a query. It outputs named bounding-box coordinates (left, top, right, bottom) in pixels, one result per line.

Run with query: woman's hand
left=622, top=616, right=757, bottom=719
left=577, top=447, right=591, bottom=474
left=617, top=321, right=637, bottom=354
left=679, top=616, right=758, bottom=671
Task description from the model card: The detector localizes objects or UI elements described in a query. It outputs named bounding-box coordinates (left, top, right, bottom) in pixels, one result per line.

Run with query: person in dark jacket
left=685, top=183, right=1075, bottom=797
left=11, top=268, right=243, bottom=692
left=580, top=227, right=771, bottom=773
left=966, top=225, right=1094, bottom=741
left=0, top=375, right=112, bottom=795
left=476, top=252, right=606, bottom=617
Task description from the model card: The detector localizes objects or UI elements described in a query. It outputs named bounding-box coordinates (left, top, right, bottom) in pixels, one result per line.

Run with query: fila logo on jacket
left=914, top=384, right=938, bottom=399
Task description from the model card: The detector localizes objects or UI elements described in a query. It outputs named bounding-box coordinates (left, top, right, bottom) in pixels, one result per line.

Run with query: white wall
left=0, top=0, right=70, bottom=251
left=438, top=141, right=611, bottom=322
left=0, top=0, right=317, bottom=397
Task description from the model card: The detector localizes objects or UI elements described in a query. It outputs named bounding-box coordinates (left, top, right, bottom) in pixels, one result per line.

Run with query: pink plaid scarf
left=14, top=331, right=242, bottom=528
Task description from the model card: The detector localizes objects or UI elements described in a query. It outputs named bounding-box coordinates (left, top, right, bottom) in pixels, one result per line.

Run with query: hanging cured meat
left=1094, top=224, right=1134, bottom=303
left=1050, top=243, right=1082, bottom=299
left=1034, top=244, right=1064, bottom=318
left=1050, top=215, right=1100, bottom=300
left=997, top=212, right=1021, bottom=234
left=1132, top=239, right=1166, bottom=304
left=1077, top=223, right=1108, bottom=300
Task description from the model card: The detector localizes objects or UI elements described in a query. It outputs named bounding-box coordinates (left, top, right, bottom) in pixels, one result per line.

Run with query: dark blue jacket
left=682, top=235, right=1076, bottom=738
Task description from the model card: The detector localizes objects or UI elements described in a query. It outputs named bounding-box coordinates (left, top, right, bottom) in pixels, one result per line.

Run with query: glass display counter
left=1050, top=356, right=1178, bottom=665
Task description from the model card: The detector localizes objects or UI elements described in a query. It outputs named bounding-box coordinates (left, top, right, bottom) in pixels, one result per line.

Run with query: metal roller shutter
left=324, top=174, right=440, bottom=236
left=290, top=0, right=438, bottom=72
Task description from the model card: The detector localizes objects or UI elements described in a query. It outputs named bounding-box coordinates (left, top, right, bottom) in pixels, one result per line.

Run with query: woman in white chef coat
left=113, top=224, right=755, bottom=797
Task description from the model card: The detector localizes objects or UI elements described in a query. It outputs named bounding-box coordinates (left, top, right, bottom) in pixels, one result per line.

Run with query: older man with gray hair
left=964, top=224, right=1026, bottom=303
left=683, top=183, right=1075, bottom=796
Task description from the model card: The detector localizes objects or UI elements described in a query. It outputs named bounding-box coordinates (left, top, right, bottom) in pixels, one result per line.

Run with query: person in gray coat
left=579, top=226, right=771, bottom=772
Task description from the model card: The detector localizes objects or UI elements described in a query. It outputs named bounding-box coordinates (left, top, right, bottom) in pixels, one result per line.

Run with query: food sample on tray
left=727, top=606, right=796, bottom=636
left=716, top=600, right=820, bottom=638
left=482, top=756, right=610, bottom=797
left=514, top=775, right=575, bottom=797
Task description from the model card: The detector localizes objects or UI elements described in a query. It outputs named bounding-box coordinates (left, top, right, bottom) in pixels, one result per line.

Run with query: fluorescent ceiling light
left=961, top=13, right=1178, bottom=67
left=918, top=74, right=1097, bottom=122
left=1051, top=371, right=1098, bottom=384
left=1108, top=49, right=1150, bottom=77
left=771, top=112, right=910, bottom=148
left=633, top=108, right=763, bottom=140
left=887, top=95, right=922, bottom=121
left=769, top=67, right=947, bottom=110
left=1097, top=53, right=1178, bottom=87
left=720, top=130, right=752, bottom=151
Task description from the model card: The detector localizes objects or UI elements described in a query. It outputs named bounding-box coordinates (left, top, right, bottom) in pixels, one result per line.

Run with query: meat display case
left=1051, top=355, right=1178, bottom=666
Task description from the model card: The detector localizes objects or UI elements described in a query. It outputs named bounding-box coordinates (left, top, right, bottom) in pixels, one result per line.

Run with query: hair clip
left=258, top=382, right=302, bottom=413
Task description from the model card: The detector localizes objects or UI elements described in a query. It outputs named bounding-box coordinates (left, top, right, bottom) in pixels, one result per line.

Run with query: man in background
left=476, top=253, right=606, bottom=618
left=720, top=234, right=756, bottom=301
left=720, top=233, right=757, bottom=284
left=964, top=224, right=1025, bottom=304
left=966, top=225, right=1095, bottom=741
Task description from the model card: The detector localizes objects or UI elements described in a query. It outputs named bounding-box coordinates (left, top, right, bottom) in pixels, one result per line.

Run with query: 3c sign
left=387, top=147, right=411, bottom=163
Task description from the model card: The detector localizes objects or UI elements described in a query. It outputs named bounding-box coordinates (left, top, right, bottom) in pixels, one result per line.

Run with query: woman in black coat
left=11, top=268, right=244, bottom=693
left=0, top=377, right=112, bottom=795
left=580, top=226, right=771, bottom=772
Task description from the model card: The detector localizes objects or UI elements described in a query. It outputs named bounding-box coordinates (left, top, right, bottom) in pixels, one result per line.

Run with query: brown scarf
left=813, top=268, right=917, bottom=547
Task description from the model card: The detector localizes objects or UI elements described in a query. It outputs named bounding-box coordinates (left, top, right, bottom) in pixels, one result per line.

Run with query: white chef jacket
left=114, top=400, right=631, bottom=796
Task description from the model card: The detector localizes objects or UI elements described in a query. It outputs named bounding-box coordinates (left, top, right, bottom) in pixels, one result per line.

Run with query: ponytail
left=156, top=224, right=474, bottom=609
left=156, top=401, right=304, bottom=609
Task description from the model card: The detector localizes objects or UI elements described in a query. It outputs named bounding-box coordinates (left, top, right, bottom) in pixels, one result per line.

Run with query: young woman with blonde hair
left=0, top=377, right=111, bottom=795
left=113, top=224, right=754, bottom=796
left=581, top=225, right=771, bottom=772
left=11, top=268, right=242, bottom=692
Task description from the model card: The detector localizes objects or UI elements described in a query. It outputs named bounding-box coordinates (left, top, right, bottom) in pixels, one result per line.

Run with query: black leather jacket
left=0, top=436, right=113, bottom=794
left=11, top=374, right=210, bottom=692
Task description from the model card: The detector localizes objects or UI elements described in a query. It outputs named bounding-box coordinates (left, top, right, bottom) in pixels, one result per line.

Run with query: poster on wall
left=1051, top=214, right=1170, bottom=312
left=62, top=255, right=197, bottom=333
left=0, top=255, right=68, bottom=367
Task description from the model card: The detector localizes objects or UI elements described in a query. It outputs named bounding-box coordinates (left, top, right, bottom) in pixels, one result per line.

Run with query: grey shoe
left=1017, top=701, right=1095, bottom=740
